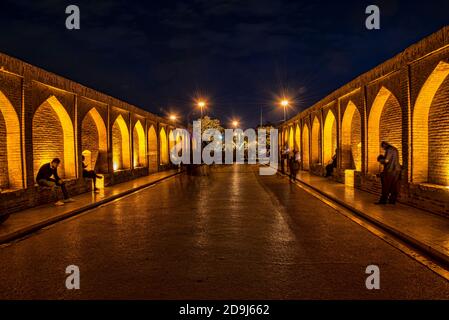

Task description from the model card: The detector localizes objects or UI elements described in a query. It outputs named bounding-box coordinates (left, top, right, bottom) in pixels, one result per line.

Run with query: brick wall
left=379, top=94, right=403, bottom=165
left=112, top=122, right=124, bottom=170
left=428, top=75, right=449, bottom=185
left=0, top=112, right=8, bottom=188
left=81, top=112, right=100, bottom=170
left=32, top=101, right=66, bottom=179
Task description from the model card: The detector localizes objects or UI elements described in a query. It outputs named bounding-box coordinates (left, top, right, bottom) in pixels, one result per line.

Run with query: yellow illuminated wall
left=323, top=110, right=337, bottom=165
left=302, top=125, right=310, bottom=170
left=148, top=125, right=158, bottom=172
left=341, top=101, right=362, bottom=171
left=311, top=117, right=321, bottom=165
left=295, top=124, right=301, bottom=152
left=413, top=61, right=449, bottom=185
left=0, top=90, right=23, bottom=189
left=81, top=107, right=107, bottom=172
left=367, top=87, right=402, bottom=174
left=159, top=127, right=169, bottom=165
left=112, top=114, right=130, bottom=171
left=133, top=120, right=146, bottom=168
left=288, top=126, right=294, bottom=151
left=32, top=95, right=75, bottom=179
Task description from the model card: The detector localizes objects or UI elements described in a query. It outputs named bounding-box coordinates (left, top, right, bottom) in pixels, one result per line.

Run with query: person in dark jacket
left=325, top=149, right=338, bottom=177
left=82, top=155, right=103, bottom=193
left=375, top=142, right=401, bottom=205
left=36, top=158, right=74, bottom=206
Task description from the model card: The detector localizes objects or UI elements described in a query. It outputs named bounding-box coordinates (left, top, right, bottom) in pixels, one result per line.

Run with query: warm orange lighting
left=232, top=120, right=239, bottom=128
left=281, top=99, right=290, bottom=107
left=198, top=101, right=206, bottom=108
left=170, top=115, right=177, bottom=121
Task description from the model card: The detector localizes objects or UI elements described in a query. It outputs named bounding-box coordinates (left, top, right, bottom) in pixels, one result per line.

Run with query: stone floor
left=0, top=170, right=179, bottom=243
left=296, top=170, right=449, bottom=264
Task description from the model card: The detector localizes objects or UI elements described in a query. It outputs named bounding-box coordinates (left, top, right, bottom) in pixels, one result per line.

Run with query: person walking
left=36, top=158, right=75, bottom=206
left=375, top=142, right=401, bottom=205
left=289, top=148, right=300, bottom=182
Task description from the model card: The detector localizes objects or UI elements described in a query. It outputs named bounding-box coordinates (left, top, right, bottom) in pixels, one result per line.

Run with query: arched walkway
left=148, top=125, right=158, bottom=172
left=323, top=110, right=337, bottom=165
left=81, top=108, right=107, bottom=172
left=341, top=101, right=362, bottom=171
left=311, top=117, right=321, bottom=165
left=367, top=87, right=402, bottom=174
left=112, top=115, right=130, bottom=171
left=133, top=120, right=146, bottom=168
left=33, top=96, right=75, bottom=179
left=413, top=61, right=449, bottom=185
left=160, top=127, right=168, bottom=165
left=302, top=125, right=310, bottom=170
left=0, top=91, right=23, bottom=189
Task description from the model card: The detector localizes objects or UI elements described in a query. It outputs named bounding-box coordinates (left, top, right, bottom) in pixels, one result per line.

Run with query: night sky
left=0, top=0, right=448, bottom=128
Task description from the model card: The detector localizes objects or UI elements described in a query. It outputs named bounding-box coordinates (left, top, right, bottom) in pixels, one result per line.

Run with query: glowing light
left=232, top=120, right=239, bottom=128
left=198, top=101, right=206, bottom=108
left=170, top=115, right=177, bottom=121
left=281, top=99, right=290, bottom=107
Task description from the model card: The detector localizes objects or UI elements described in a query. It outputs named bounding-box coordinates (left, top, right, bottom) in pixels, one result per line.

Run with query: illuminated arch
left=148, top=125, right=158, bottom=172
left=323, top=110, right=337, bottom=165
left=341, top=101, right=362, bottom=171
left=413, top=61, right=449, bottom=184
left=302, top=124, right=310, bottom=170
left=159, top=127, right=168, bottom=165
left=288, top=126, right=294, bottom=150
left=112, top=114, right=130, bottom=171
left=133, top=120, right=146, bottom=168
left=295, top=124, right=301, bottom=151
left=0, top=91, right=23, bottom=189
left=367, top=87, right=402, bottom=174
left=311, top=117, right=321, bottom=165
left=81, top=108, right=107, bottom=172
left=33, top=95, right=75, bottom=179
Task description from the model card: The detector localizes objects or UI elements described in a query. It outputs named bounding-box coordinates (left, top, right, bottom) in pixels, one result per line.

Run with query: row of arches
left=282, top=60, right=449, bottom=187
left=0, top=94, right=175, bottom=191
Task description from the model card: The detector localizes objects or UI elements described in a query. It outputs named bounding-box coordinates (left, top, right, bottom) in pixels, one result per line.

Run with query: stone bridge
left=0, top=52, right=181, bottom=214
left=280, top=26, right=449, bottom=216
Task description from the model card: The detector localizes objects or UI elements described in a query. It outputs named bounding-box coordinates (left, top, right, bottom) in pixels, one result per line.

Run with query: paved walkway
left=0, top=170, right=180, bottom=243
left=295, top=171, right=449, bottom=265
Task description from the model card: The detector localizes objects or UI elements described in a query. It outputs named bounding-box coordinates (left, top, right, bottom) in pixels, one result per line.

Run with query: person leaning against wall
left=375, top=142, right=402, bottom=205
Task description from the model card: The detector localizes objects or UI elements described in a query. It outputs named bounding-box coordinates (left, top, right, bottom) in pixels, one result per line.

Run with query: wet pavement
left=0, top=165, right=448, bottom=299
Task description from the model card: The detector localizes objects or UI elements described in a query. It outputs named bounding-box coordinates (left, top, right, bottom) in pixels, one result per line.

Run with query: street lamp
left=232, top=120, right=239, bottom=128
left=169, top=114, right=177, bottom=121
left=197, top=100, right=206, bottom=118
left=280, top=99, right=289, bottom=122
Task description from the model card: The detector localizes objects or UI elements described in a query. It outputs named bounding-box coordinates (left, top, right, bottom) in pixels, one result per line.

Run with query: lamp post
left=197, top=101, right=206, bottom=118
left=280, top=99, right=289, bottom=122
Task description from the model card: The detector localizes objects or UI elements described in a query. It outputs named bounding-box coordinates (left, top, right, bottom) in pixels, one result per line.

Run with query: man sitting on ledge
left=36, top=158, right=75, bottom=206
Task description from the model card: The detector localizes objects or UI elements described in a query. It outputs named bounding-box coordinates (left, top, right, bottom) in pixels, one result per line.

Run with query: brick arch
left=341, top=101, right=362, bottom=171
left=112, top=114, right=130, bottom=171
left=302, top=124, right=310, bottom=170
left=159, top=127, right=169, bottom=165
left=81, top=107, right=107, bottom=172
left=133, top=120, right=146, bottom=168
left=33, top=95, right=75, bottom=179
left=323, top=110, right=337, bottom=165
left=148, top=125, right=158, bottom=172
left=288, top=126, right=294, bottom=150
left=295, top=124, right=301, bottom=151
left=0, top=91, right=23, bottom=189
left=413, top=61, right=449, bottom=184
left=311, top=116, right=321, bottom=165
left=367, top=87, right=402, bottom=174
